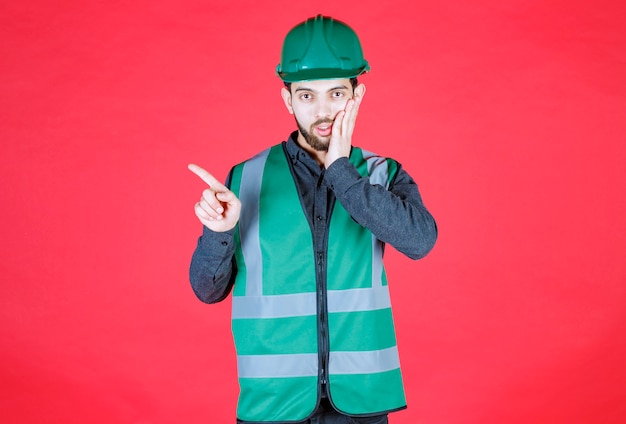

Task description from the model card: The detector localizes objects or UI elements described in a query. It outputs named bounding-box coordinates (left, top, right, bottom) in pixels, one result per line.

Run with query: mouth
left=314, top=122, right=333, bottom=137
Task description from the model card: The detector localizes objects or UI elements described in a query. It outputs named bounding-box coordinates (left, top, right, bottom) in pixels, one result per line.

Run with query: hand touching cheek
left=325, top=84, right=366, bottom=169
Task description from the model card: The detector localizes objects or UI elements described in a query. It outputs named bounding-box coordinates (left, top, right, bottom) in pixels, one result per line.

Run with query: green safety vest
left=229, top=143, right=406, bottom=422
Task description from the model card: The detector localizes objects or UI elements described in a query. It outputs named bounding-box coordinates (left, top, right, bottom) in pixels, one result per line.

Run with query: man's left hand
left=324, top=84, right=366, bottom=168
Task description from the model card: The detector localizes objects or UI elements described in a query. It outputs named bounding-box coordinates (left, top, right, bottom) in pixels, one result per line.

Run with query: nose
left=314, top=97, right=333, bottom=119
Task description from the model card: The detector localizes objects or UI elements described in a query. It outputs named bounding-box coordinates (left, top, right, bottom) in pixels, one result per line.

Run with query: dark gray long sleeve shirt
left=189, top=132, right=437, bottom=304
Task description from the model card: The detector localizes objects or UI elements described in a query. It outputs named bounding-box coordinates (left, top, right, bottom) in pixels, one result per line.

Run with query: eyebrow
left=294, top=85, right=350, bottom=93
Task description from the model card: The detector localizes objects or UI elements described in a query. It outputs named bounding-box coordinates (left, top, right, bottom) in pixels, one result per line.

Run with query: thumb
left=216, top=191, right=236, bottom=203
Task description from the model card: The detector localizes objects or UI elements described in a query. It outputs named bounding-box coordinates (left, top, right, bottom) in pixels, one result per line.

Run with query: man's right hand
left=188, top=164, right=241, bottom=232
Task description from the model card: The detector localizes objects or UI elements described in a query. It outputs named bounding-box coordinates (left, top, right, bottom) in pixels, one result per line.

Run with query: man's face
left=281, top=79, right=356, bottom=152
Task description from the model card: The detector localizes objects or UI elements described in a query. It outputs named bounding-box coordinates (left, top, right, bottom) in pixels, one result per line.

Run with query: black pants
left=237, top=398, right=389, bottom=424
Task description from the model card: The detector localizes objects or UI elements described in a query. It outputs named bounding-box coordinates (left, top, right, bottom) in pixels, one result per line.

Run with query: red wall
left=1, top=1, right=625, bottom=423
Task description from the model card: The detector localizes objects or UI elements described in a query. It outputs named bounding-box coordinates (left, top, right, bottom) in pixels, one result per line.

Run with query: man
left=189, top=15, right=437, bottom=424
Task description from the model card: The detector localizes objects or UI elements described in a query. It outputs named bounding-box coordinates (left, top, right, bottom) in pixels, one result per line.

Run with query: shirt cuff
left=198, top=225, right=236, bottom=253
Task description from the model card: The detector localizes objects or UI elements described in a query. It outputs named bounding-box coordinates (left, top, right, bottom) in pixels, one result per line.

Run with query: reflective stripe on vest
left=237, top=148, right=269, bottom=298
left=229, top=144, right=406, bottom=421
left=237, top=346, right=401, bottom=378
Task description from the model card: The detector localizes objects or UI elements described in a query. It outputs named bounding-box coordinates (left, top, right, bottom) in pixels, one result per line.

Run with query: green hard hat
left=276, top=15, right=370, bottom=82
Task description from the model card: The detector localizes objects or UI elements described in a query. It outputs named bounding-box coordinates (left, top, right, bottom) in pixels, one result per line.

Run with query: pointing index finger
left=188, top=163, right=227, bottom=190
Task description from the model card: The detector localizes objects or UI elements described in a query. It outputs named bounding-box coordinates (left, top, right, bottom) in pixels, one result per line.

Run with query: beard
left=296, top=118, right=334, bottom=152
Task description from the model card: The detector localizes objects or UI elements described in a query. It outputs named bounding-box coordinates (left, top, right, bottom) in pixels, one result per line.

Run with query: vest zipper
left=317, top=250, right=329, bottom=388
left=314, top=169, right=334, bottom=399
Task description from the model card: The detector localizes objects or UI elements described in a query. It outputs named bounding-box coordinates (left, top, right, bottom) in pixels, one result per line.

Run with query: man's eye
left=332, top=91, right=344, bottom=98
left=300, top=93, right=312, bottom=100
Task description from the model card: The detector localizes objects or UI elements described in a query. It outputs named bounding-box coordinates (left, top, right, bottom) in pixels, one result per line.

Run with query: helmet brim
left=277, top=65, right=370, bottom=83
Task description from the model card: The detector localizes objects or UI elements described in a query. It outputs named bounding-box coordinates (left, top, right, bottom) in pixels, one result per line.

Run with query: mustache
left=312, top=118, right=334, bottom=127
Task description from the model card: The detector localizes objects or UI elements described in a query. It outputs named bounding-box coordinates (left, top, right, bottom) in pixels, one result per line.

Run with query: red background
left=1, top=1, right=625, bottom=423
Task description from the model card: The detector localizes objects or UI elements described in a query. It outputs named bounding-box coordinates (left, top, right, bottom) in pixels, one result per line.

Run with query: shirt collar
left=285, top=131, right=323, bottom=172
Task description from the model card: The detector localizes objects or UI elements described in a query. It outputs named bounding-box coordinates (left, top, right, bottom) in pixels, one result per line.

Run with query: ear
left=354, top=83, right=366, bottom=99
left=281, top=86, right=294, bottom=114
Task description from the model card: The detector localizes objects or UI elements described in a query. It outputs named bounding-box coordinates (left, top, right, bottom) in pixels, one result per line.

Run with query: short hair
left=284, top=77, right=359, bottom=93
